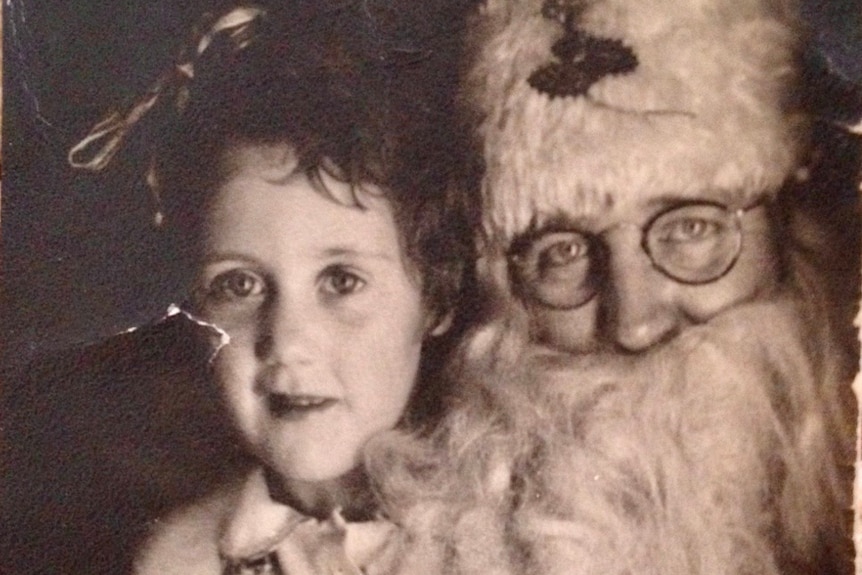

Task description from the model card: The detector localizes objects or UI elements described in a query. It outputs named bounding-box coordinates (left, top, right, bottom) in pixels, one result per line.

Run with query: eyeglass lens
left=509, top=203, right=743, bottom=309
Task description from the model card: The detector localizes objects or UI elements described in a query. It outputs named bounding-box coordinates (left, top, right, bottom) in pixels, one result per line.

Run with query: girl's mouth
left=267, top=394, right=337, bottom=418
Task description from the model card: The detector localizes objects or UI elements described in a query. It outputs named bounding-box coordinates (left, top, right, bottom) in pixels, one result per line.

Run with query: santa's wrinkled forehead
left=505, top=182, right=773, bottom=239
left=481, top=130, right=795, bottom=243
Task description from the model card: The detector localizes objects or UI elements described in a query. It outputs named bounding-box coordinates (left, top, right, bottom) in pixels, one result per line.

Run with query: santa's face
left=507, top=189, right=781, bottom=353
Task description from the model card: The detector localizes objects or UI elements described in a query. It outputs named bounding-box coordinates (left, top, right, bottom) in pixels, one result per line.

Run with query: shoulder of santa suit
left=133, top=475, right=248, bottom=575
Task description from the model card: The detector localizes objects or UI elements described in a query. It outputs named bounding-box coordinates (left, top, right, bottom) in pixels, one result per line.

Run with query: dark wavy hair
left=155, top=0, right=480, bottom=323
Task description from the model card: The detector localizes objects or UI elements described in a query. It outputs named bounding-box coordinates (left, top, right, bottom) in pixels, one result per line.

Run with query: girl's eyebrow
left=320, top=247, right=396, bottom=262
left=198, top=247, right=398, bottom=266
left=199, top=252, right=261, bottom=267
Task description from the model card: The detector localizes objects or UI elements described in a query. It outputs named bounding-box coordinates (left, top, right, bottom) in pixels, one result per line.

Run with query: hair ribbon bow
left=67, top=5, right=266, bottom=172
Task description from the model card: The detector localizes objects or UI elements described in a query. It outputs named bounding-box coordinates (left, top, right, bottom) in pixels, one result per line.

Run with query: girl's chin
left=263, top=463, right=373, bottom=519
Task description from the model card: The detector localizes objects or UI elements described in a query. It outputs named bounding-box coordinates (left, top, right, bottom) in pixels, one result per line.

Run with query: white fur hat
left=464, top=0, right=809, bottom=242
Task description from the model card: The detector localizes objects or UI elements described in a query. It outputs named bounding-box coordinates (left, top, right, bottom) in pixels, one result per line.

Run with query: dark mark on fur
left=528, top=0, right=638, bottom=98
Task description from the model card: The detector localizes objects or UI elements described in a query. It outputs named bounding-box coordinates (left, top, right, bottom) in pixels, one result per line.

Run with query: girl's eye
left=320, top=266, right=366, bottom=297
left=207, top=269, right=266, bottom=301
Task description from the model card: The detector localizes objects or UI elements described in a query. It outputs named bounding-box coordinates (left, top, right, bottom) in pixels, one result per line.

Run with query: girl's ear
left=427, top=310, right=454, bottom=337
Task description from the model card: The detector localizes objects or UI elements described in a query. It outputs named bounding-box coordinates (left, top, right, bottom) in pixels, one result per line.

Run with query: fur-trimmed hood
left=462, top=0, right=809, bottom=243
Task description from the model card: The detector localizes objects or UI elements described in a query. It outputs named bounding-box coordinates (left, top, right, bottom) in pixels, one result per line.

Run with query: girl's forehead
left=218, top=142, right=375, bottom=208
left=221, top=142, right=300, bottom=182
left=206, top=163, right=396, bottom=252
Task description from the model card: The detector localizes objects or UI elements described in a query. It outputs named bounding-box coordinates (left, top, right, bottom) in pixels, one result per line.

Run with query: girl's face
left=193, top=144, right=431, bottom=500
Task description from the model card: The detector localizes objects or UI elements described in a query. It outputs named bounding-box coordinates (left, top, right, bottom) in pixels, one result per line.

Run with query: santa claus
left=369, top=1, right=860, bottom=574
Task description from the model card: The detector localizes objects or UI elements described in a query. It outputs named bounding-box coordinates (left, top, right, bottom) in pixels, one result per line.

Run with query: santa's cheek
left=528, top=300, right=601, bottom=353
left=674, top=281, right=777, bottom=324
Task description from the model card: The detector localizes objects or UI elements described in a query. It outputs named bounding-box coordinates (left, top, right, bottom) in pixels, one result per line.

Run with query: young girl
left=70, top=2, right=477, bottom=573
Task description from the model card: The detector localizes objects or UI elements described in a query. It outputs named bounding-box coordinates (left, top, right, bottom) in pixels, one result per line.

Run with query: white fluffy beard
left=367, top=294, right=854, bottom=575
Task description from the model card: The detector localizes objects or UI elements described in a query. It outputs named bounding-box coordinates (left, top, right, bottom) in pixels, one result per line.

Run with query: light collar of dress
left=218, top=469, right=398, bottom=575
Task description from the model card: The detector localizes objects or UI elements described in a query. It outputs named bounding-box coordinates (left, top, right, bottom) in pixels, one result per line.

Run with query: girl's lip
left=267, top=394, right=337, bottom=418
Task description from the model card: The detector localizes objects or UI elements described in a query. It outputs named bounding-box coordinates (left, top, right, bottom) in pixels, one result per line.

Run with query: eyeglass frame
left=506, top=199, right=768, bottom=310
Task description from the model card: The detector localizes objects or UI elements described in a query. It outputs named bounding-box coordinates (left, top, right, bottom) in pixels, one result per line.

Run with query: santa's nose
left=601, top=233, right=679, bottom=352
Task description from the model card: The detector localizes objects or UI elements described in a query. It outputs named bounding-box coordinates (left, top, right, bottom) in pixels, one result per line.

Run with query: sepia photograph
left=2, top=0, right=861, bottom=574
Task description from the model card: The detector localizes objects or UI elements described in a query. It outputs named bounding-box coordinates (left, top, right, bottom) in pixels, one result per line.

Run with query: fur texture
left=361, top=3, right=855, bottom=573
left=462, top=0, right=809, bottom=241
left=366, top=289, right=853, bottom=575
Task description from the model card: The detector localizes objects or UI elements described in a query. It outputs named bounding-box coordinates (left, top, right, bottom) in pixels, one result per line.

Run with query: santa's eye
left=645, top=203, right=742, bottom=282
left=653, top=217, right=722, bottom=243
left=536, top=233, right=590, bottom=269
left=509, top=230, right=595, bottom=309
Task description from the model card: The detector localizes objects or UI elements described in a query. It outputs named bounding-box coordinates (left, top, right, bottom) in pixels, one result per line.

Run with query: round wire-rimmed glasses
left=507, top=200, right=763, bottom=310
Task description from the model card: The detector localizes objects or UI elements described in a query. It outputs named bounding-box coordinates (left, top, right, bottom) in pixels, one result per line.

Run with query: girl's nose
left=255, top=293, right=315, bottom=366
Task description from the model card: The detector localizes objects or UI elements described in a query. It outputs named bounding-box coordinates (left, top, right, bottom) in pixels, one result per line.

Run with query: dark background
left=3, top=0, right=862, bottom=373
left=3, top=6, right=250, bottom=573
left=4, top=0, right=226, bottom=374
